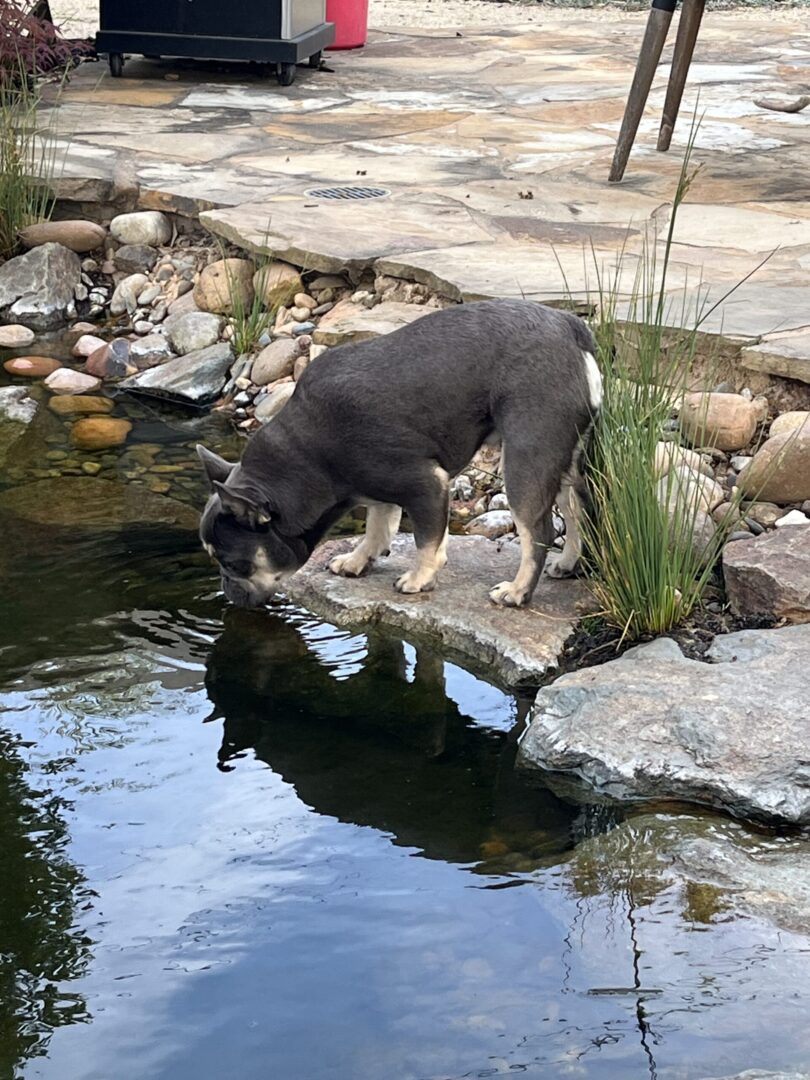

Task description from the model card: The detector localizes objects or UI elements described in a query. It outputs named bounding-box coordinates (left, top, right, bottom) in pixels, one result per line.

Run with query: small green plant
left=0, top=61, right=61, bottom=259
left=575, top=124, right=765, bottom=640
left=220, top=250, right=278, bottom=356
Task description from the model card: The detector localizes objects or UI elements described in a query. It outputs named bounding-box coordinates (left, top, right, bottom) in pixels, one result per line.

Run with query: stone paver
left=46, top=9, right=810, bottom=343
left=284, top=534, right=593, bottom=687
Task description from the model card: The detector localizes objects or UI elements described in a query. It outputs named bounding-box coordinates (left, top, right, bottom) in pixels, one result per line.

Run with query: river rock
left=659, top=465, right=725, bottom=513
left=0, top=324, right=35, bottom=348
left=0, top=476, right=198, bottom=531
left=254, top=381, right=296, bottom=422
left=0, top=386, right=38, bottom=468
left=114, top=243, right=158, bottom=274
left=194, top=258, right=254, bottom=315
left=71, top=333, right=107, bottom=358
left=744, top=501, right=783, bottom=528
left=70, top=416, right=132, bottom=450
left=771, top=411, right=810, bottom=439
left=129, top=334, right=174, bottom=370
left=653, top=440, right=705, bottom=478
left=253, top=261, right=301, bottom=309
left=723, top=526, right=810, bottom=623
left=18, top=219, right=106, bottom=253
left=466, top=509, right=515, bottom=539
left=313, top=300, right=431, bottom=347
left=0, top=243, right=81, bottom=330
left=109, top=211, right=171, bottom=247
left=3, top=355, right=62, bottom=377
left=517, top=624, right=810, bottom=824
left=679, top=392, right=758, bottom=452
left=110, top=273, right=149, bottom=316
left=121, top=341, right=233, bottom=405
left=738, top=429, right=810, bottom=504
left=251, top=338, right=300, bottom=385
left=48, top=394, right=114, bottom=417
left=85, top=338, right=133, bottom=378
left=165, top=311, right=223, bottom=355
left=44, top=368, right=101, bottom=395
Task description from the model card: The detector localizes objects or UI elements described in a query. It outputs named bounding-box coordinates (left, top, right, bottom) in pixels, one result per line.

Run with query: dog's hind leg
left=489, top=446, right=560, bottom=608
left=395, top=466, right=450, bottom=595
left=329, top=503, right=402, bottom=578
left=546, top=447, right=589, bottom=578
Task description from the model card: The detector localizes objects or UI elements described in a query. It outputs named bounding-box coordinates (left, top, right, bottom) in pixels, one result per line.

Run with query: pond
left=2, top=345, right=810, bottom=1080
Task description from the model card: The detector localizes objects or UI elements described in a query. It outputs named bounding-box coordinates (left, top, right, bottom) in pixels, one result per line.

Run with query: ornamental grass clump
left=578, top=127, right=765, bottom=640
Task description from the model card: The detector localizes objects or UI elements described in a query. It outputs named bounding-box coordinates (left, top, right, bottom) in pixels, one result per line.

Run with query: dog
left=197, top=298, right=602, bottom=610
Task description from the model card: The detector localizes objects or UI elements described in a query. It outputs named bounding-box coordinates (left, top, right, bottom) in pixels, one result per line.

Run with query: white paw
left=489, top=580, right=530, bottom=607
left=394, top=570, right=436, bottom=594
left=545, top=554, right=578, bottom=579
left=329, top=549, right=371, bottom=577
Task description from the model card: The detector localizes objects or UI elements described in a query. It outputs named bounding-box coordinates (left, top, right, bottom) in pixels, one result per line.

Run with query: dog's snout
left=221, top=576, right=263, bottom=609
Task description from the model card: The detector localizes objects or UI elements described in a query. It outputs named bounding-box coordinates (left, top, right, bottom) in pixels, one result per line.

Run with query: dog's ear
left=197, top=444, right=235, bottom=489
left=213, top=481, right=272, bottom=527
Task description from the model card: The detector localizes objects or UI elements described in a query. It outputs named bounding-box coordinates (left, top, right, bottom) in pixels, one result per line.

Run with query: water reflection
left=0, top=730, right=92, bottom=1076
left=205, top=607, right=583, bottom=869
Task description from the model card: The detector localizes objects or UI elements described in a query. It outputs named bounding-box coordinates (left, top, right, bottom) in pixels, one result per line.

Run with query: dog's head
left=197, top=445, right=307, bottom=608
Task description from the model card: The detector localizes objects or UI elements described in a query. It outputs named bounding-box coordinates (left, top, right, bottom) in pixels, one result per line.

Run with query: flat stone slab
left=740, top=333, right=810, bottom=384
left=0, top=477, right=199, bottom=531
left=517, top=626, right=810, bottom=824
left=121, top=341, right=233, bottom=406
left=283, top=534, right=592, bottom=686
left=723, top=525, right=810, bottom=624
left=311, top=300, right=431, bottom=346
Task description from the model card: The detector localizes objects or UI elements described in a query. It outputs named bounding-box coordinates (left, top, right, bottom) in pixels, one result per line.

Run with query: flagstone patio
left=47, top=7, right=810, bottom=360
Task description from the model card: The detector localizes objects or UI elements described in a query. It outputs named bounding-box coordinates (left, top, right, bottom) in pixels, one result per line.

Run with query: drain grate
left=304, top=185, right=390, bottom=201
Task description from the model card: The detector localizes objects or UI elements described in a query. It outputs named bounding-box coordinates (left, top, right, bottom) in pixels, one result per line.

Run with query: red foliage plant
left=0, top=0, right=93, bottom=79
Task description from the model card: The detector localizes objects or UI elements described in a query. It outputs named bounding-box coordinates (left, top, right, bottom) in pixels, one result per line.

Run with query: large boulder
left=193, top=258, right=254, bottom=315
left=679, top=392, right=758, bottom=452
left=0, top=243, right=81, bottom=330
left=121, top=341, right=233, bottom=405
left=109, top=210, right=171, bottom=247
left=724, top=525, right=810, bottom=623
left=517, top=625, right=810, bottom=824
left=18, top=220, right=106, bottom=253
left=737, top=428, right=810, bottom=504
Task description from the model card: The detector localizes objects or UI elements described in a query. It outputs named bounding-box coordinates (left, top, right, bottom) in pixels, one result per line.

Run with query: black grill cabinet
left=96, top=0, right=334, bottom=84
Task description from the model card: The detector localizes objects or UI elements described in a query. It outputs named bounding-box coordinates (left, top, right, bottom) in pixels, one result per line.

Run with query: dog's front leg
left=329, top=504, right=402, bottom=577
left=395, top=467, right=450, bottom=595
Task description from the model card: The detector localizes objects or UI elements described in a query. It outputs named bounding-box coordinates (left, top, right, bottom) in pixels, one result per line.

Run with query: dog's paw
left=329, top=550, right=371, bottom=578
left=544, top=554, right=578, bottom=579
left=489, top=580, right=530, bottom=607
left=394, top=570, right=436, bottom=594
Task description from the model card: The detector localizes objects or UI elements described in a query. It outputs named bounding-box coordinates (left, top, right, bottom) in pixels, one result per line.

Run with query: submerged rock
left=0, top=386, right=38, bottom=469
left=284, top=534, right=592, bottom=686
left=70, top=417, right=132, bottom=450
left=48, top=394, right=114, bottom=417
left=0, top=476, right=199, bottom=530
left=44, top=368, right=101, bottom=395
left=3, top=355, right=62, bottom=378
left=517, top=625, right=810, bottom=824
left=121, top=341, right=233, bottom=405
left=0, top=243, right=81, bottom=330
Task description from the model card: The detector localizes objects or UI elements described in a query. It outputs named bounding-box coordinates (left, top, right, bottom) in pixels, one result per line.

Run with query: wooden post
left=609, top=0, right=677, bottom=183
left=657, top=0, right=705, bottom=151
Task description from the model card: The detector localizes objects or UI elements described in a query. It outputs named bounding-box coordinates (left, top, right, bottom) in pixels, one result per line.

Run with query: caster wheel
left=277, top=62, right=296, bottom=86
left=109, top=52, right=124, bottom=77
left=308, top=51, right=322, bottom=69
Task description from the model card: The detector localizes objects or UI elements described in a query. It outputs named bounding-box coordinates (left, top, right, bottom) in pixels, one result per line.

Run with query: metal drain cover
left=304, top=185, right=390, bottom=201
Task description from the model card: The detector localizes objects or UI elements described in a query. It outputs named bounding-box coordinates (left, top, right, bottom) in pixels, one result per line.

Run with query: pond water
left=3, top=346, right=810, bottom=1080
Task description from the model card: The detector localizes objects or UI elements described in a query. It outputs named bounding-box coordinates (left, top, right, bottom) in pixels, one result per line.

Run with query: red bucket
left=325, top=0, right=369, bottom=49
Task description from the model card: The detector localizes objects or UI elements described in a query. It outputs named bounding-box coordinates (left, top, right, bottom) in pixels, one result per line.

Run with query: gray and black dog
left=197, top=298, right=602, bottom=609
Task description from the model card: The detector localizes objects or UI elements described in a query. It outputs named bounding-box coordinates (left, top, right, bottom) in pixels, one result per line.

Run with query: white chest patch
left=582, top=350, right=603, bottom=410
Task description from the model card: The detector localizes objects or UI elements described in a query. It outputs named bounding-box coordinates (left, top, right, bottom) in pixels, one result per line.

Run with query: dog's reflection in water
left=204, top=608, right=576, bottom=868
